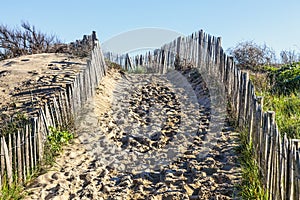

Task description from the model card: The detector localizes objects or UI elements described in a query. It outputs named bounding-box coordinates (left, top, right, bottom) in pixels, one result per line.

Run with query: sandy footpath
left=24, top=68, right=241, bottom=200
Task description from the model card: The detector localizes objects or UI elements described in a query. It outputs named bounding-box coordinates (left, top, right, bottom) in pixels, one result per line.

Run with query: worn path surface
left=24, top=68, right=241, bottom=200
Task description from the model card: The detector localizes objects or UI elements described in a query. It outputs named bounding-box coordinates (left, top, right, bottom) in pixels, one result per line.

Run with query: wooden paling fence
left=107, top=30, right=300, bottom=199
left=0, top=32, right=107, bottom=189
left=105, top=48, right=176, bottom=74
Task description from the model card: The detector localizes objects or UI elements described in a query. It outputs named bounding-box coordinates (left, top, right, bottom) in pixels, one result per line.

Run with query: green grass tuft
left=1, top=186, right=23, bottom=200
left=0, top=175, right=24, bottom=200
left=236, top=128, right=268, bottom=199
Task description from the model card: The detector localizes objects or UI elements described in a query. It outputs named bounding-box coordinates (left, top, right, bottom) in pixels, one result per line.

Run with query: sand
left=0, top=53, right=86, bottom=116
left=23, top=68, right=241, bottom=199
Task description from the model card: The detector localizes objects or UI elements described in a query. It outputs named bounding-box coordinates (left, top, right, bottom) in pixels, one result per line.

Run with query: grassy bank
left=250, top=62, right=300, bottom=139
left=257, top=92, right=300, bottom=138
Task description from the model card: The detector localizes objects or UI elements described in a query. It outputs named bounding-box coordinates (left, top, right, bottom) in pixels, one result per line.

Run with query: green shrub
left=266, top=62, right=300, bottom=95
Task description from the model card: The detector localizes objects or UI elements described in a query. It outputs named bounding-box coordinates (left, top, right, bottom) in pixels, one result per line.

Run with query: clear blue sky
left=1, top=0, right=300, bottom=55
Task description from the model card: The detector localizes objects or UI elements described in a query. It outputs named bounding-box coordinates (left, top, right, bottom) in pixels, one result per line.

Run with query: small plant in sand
left=44, top=126, right=73, bottom=166
left=128, top=65, right=147, bottom=74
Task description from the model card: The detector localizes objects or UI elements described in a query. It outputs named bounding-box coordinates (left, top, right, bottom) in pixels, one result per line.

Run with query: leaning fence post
left=2, top=136, right=12, bottom=185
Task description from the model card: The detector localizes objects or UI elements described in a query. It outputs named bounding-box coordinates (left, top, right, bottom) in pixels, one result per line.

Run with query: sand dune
left=24, top=68, right=241, bottom=200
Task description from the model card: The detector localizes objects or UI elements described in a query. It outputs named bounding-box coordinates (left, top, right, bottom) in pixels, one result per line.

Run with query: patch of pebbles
left=24, top=68, right=241, bottom=200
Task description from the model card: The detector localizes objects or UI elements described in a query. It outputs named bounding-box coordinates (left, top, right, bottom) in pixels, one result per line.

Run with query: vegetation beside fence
left=248, top=63, right=300, bottom=139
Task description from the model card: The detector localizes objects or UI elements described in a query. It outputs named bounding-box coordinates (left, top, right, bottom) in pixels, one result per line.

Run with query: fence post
left=2, top=136, right=12, bottom=185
